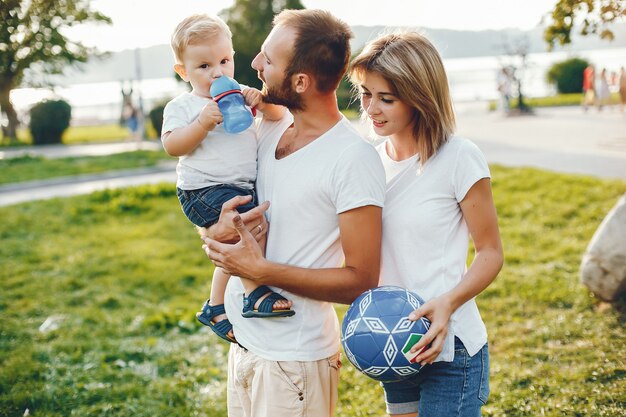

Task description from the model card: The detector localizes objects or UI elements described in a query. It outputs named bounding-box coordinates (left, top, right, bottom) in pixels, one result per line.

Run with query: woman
left=349, top=32, right=504, bottom=416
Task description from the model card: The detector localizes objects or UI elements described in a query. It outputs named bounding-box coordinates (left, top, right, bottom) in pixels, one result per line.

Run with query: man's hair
left=349, top=32, right=455, bottom=163
left=171, top=14, right=232, bottom=63
left=273, top=9, right=353, bottom=93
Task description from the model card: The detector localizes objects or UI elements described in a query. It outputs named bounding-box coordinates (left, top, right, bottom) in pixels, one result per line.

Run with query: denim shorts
left=177, top=183, right=257, bottom=228
left=382, top=337, right=490, bottom=416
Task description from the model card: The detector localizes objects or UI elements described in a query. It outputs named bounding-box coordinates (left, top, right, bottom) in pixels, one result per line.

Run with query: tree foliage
left=0, top=0, right=111, bottom=141
left=544, top=0, right=625, bottom=50
left=546, top=57, right=589, bottom=93
left=220, top=0, right=304, bottom=89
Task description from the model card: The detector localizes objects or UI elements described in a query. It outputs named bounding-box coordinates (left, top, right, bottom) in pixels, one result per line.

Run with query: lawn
left=0, top=166, right=625, bottom=416
left=0, top=151, right=172, bottom=185
left=0, top=123, right=160, bottom=147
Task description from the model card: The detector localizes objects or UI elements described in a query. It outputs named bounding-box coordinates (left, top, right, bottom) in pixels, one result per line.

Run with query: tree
left=544, top=0, right=625, bottom=50
left=220, top=0, right=304, bottom=89
left=0, top=0, right=111, bottom=141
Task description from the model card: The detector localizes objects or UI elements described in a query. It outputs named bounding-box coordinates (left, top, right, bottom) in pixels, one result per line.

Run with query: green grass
left=0, top=123, right=160, bottom=147
left=1, top=166, right=625, bottom=416
left=0, top=151, right=172, bottom=185
left=488, top=92, right=621, bottom=111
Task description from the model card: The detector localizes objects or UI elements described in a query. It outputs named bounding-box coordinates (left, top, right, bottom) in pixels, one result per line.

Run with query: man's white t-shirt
left=162, top=92, right=257, bottom=190
left=377, top=136, right=491, bottom=362
left=224, top=113, right=386, bottom=361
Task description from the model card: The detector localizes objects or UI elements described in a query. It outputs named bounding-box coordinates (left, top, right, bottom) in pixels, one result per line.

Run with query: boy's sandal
left=196, top=300, right=236, bottom=343
left=242, top=285, right=296, bottom=318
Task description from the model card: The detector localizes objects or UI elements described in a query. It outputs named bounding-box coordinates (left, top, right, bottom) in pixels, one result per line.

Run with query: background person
left=595, top=67, right=611, bottom=111
left=582, top=63, right=595, bottom=112
left=618, top=66, right=626, bottom=113
left=349, top=31, right=504, bottom=417
left=496, top=67, right=512, bottom=114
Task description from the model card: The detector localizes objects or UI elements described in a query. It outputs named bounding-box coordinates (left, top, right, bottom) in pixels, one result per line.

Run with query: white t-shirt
left=377, top=136, right=491, bottom=361
left=224, top=113, right=386, bottom=361
left=162, top=92, right=257, bottom=190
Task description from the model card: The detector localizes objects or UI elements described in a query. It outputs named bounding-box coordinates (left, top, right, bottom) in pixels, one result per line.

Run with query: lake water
left=9, top=46, right=626, bottom=125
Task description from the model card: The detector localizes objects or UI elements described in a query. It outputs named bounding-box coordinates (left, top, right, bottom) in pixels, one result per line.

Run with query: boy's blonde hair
left=171, top=14, right=232, bottom=63
left=349, top=32, right=455, bottom=163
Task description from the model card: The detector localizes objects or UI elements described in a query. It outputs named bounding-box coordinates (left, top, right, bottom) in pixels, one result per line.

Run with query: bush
left=29, top=99, right=72, bottom=145
left=149, top=101, right=167, bottom=138
left=546, top=57, right=589, bottom=94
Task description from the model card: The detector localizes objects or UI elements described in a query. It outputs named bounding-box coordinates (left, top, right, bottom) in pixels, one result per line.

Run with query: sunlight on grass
left=1, top=167, right=625, bottom=416
left=0, top=151, right=171, bottom=185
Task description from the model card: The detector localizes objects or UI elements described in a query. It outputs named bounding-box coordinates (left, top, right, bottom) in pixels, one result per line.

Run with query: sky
left=66, top=0, right=559, bottom=52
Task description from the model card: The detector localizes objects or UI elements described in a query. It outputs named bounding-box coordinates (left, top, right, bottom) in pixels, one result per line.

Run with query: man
left=202, top=9, right=386, bottom=417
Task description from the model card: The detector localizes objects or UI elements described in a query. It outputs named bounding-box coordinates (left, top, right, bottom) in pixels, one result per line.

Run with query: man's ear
left=174, top=64, right=188, bottom=82
left=293, top=73, right=311, bottom=93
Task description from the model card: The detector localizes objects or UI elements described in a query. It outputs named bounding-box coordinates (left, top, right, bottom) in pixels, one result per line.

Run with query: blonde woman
left=350, top=32, right=504, bottom=416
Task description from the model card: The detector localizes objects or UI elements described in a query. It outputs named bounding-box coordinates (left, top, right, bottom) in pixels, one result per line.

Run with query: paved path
left=1, top=104, right=624, bottom=207
left=455, top=104, right=626, bottom=179
left=0, top=140, right=163, bottom=160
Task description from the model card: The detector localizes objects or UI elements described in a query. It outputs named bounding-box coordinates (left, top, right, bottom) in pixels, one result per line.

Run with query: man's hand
left=202, top=215, right=267, bottom=279
left=202, top=195, right=269, bottom=244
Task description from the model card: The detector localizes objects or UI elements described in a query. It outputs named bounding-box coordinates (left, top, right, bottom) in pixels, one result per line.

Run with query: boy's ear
left=293, top=73, right=310, bottom=94
left=174, top=64, right=188, bottom=82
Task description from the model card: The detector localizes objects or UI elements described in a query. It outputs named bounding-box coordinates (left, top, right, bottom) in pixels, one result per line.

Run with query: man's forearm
left=255, top=261, right=377, bottom=305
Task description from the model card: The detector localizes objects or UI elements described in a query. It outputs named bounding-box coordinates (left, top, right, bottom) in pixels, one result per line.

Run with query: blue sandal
left=196, top=300, right=236, bottom=343
left=242, top=285, right=296, bottom=318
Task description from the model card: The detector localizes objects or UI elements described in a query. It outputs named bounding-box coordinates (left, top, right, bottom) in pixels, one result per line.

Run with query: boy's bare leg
left=240, top=233, right=292, bottom=310
left=209, top=267, right=234, bottom=340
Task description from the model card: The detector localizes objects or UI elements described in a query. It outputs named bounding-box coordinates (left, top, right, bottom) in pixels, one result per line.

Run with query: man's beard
left=262, top=75, right=304, bottom=111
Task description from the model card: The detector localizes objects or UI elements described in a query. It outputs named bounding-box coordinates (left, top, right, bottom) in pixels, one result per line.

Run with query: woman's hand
left=407, top=294, right=454, bottom=366
left=202, top=215, right=268, bottom=280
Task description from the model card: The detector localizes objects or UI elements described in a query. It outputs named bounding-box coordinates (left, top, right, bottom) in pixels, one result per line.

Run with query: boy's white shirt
left=377, top=136, right=491, bottom=361
left=224, top=112, right=386, bottom=361
left=162, top=91, right=257, bottom=190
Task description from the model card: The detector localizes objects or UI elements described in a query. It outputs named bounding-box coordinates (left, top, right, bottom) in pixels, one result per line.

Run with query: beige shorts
left=227, top=344, right=341, bottom=417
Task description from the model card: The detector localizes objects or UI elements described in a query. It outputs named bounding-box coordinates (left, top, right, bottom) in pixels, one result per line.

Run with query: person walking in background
left=123, top=103, right=140, bottom=140
left=595, top=67, right=611, bottom=111
left=349, top=31, right=503, bottom=417
left=582, top=63, right=595, bottom=112
left=619, top=66, right=626, bottom=113
left=496, top=67, right=512, bottom=115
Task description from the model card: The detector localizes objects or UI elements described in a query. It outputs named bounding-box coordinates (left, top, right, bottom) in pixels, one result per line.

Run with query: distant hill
left=49, top=23, right=626, bottom=86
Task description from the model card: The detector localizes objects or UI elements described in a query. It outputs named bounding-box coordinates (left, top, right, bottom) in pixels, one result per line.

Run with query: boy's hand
left=242, top=87, right=263, bottom=109
left=197, top=100, right=223, bottom=131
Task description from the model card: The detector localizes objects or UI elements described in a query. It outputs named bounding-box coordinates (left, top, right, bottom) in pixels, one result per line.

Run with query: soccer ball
left=341, top=286, right=431, bottom=382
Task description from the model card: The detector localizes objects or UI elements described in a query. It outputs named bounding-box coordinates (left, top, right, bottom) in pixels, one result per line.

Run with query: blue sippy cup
left=209, top=76, right=254, bottom=134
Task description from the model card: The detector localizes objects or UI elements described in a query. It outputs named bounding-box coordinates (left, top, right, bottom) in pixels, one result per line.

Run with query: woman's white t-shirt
left=377, top=136, right=490, bottom=361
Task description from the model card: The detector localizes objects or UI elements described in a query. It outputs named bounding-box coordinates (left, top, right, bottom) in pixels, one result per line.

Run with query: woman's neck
left=387, top=134, right=419, bottom=161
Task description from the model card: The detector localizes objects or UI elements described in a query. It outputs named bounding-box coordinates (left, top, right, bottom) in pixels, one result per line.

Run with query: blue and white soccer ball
left=341, top=286, right=431, bottom=382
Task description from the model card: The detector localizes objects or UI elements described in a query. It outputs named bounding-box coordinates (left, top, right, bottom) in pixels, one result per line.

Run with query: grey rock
left=581, top=193, right=626, bottom=301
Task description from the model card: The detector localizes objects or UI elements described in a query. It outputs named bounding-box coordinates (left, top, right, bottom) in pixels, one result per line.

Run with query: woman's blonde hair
left=171, top=14, right=232, bottom=63
left=349, top=32, right=455, bottom=162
